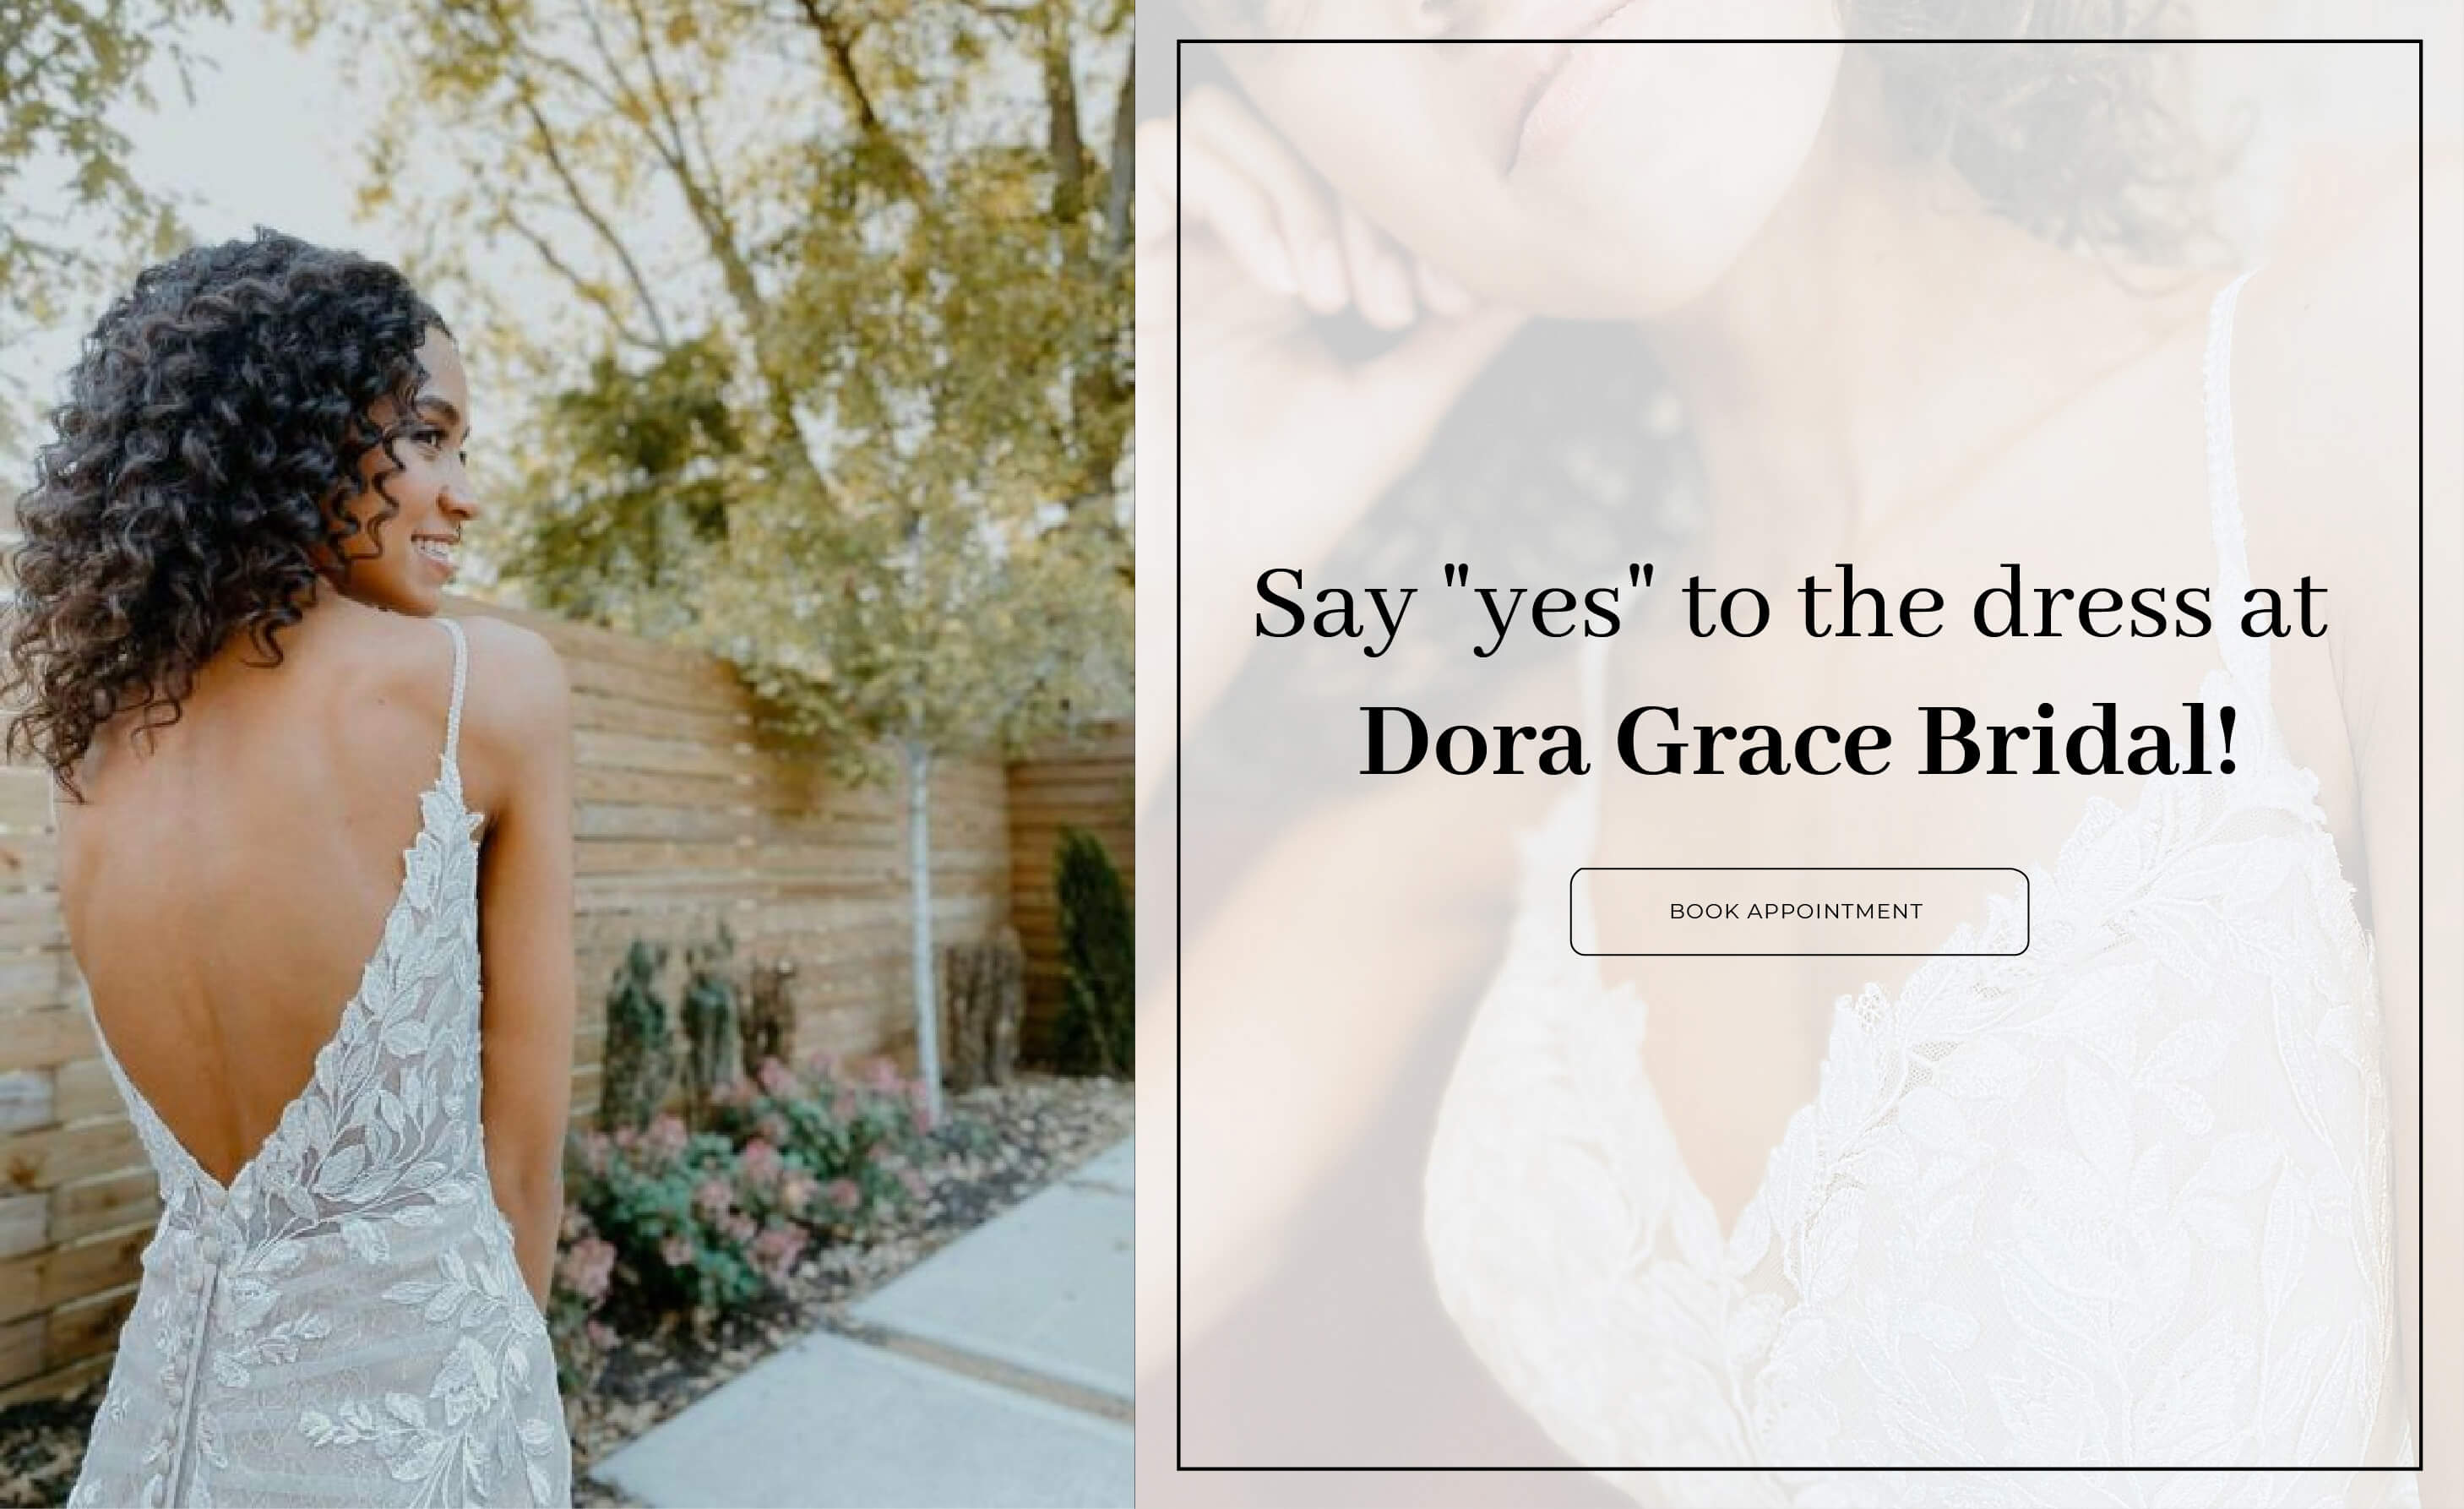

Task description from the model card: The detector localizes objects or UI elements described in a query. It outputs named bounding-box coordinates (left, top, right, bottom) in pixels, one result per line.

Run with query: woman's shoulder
left=2238, top=139, right=2430, bottom=332
left=2232, top=140, right=2446, bottom=563
left=319, top=607, right=567, bottom=813
left=437, top=610, right=570, bottom=812
left=2219, top=139, right=2450, bottom=697
left=447, top=611, right=568, bottom=700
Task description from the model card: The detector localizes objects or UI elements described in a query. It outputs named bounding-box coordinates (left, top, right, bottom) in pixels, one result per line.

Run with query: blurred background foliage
left=0, top=0, right=232, bottom=449
left=266, top=0, right=1137, bottom=782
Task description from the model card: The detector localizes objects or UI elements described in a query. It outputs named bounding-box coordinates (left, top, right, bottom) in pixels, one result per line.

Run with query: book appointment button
left=1575, top=868, right=2030, bottom=957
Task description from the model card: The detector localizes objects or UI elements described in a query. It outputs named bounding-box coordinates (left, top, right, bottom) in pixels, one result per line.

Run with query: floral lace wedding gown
left=68, top=615, right=573, bottom=1507
left=1422, top=274, right=2418, bottom=1506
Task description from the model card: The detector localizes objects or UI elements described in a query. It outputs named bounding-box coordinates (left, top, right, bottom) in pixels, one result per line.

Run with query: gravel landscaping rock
left=0, top=1072, right=1134, bottom=1509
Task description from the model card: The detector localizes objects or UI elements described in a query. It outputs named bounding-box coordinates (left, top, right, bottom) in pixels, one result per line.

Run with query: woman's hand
left=1132, top=83, right=1529, bottom=1391
left=1136, top=84, right=1527, bottom=815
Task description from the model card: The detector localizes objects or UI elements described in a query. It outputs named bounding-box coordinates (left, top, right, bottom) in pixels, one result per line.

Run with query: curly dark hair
left=1852, top=0, right=2219, bottom=264
left=3, top=229, right=451, bottom=803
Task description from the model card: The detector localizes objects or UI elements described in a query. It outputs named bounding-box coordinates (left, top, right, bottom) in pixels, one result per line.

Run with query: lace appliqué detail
left=1422, top=277, right=2416, bottom=1506
left=1426, top=670, right=2409, bottom=1506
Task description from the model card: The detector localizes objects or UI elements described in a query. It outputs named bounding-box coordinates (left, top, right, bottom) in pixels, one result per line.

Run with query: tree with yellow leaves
left=284, top=0, right=1134, bottom=1118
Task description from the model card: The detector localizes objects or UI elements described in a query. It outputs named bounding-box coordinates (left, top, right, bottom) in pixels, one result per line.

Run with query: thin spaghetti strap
left=2203, top=268, right=2270, bottom=700
left=438, top=615, right=469, bottom=769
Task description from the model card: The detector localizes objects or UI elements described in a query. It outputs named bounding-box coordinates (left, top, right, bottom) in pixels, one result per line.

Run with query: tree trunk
left=906, top=738, right=944, bottom=1125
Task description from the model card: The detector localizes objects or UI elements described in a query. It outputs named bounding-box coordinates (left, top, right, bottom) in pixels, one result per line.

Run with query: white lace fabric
left=67, top=615, right=572, bottom=1508
left=1422, top=275, right=2420, bottom=1506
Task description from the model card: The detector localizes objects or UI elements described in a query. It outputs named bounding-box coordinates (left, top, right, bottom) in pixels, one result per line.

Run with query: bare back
left=56, top=601, right=478, bottom=1190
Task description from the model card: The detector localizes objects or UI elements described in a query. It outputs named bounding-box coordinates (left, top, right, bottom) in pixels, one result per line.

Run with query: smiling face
left=319, top=326, right=477, bottom=616
left=1202, top=0, right=1846, bottom=318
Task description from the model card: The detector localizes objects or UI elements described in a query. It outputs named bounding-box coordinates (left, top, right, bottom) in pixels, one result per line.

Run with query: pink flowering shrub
left=702, top=1054, right=937, bottom=1240
left=546, top=1207, right=619, bottom=1392
left=563, top=1114, right=812, bottom=1318
left=561, top=1052, right=941, bottom=1335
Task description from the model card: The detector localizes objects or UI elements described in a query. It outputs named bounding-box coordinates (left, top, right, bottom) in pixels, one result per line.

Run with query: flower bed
left=550, top=1052, right=944, bottom=1392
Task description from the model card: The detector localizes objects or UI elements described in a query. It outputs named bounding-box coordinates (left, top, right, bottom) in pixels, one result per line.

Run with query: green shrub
left=599, top=940, right=676, bottom=1133
left=1053, top=827, right=1133, bottom=1076
left=681, top=923, right=742, bottom=1130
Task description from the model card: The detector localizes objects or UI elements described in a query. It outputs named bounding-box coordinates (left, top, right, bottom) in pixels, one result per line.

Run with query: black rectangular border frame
left=1174, top=33, right=2429, bottom=1478
left=1569, top=865, right=2031, bottom=957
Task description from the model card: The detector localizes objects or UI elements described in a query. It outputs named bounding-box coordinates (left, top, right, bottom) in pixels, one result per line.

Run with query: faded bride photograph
left=1147, top=3, right=2454, bottom=1507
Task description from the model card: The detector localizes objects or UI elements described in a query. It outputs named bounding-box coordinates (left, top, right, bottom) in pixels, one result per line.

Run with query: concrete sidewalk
left=594, top=1137, right=1134, bottom=1508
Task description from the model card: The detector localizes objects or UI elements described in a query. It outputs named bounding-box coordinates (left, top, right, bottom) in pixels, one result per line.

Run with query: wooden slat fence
left=0, top=594, right=1020, bottom=1404
left=1004, top=722, right=1134, bottom=1064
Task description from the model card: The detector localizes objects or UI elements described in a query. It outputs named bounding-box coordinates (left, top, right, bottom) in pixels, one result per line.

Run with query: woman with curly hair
left=3, top=230, right=577, bottom=1506
left=1153, top=3, right=2436, bottom=1505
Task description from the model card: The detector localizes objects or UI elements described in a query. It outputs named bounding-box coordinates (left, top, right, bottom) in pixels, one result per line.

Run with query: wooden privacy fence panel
left=1004, top=722, right=1134, bottom=1065
left=0, top=594, right=1011, bottom=1404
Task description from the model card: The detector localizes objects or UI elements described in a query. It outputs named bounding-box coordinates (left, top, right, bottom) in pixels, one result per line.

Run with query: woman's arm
left=466, top=617, right=579, bottom=1313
